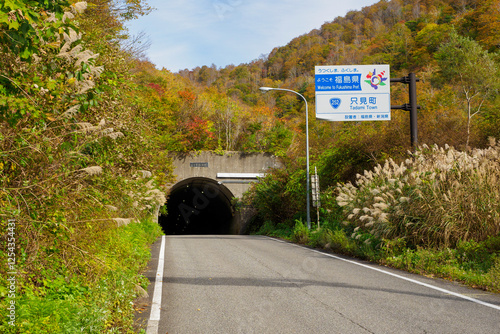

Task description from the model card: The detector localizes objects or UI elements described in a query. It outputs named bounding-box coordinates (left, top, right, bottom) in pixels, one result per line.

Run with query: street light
left=259, top=87, right=311, bottom=229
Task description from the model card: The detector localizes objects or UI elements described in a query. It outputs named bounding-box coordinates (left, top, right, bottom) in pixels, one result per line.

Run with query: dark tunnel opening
left=159, top=177, right=236, bottom=235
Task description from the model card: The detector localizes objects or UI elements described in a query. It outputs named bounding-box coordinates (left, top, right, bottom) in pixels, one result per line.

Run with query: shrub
left=243, top=168, right=298, bottom=225
left=256, top=221, right=276, bottom=236
left=308, top=228, right=330, bottom=248
left=324, top=229, right=356, bottom=253
left=292, top=220, right=310, bottom=244
left=336, top=142, right=500, bottom=248
left=487, top=257, right=500, bottom=292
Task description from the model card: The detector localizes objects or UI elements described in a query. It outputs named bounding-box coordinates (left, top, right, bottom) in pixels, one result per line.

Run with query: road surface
left=139, top=235, right=500, bottom=334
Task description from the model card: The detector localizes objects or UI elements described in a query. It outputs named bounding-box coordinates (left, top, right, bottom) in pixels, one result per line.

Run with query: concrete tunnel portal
left=159, top=177, right=237, bottom=235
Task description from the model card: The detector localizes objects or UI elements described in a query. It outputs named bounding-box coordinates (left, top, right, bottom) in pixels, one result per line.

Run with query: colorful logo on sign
left=365, top=69, right=387, bottom=89
left=330, top=98, right=341, bottom=109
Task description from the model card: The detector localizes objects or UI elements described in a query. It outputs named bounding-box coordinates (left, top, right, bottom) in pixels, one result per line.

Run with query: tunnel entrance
left=159, top=177, right=236, bottom=235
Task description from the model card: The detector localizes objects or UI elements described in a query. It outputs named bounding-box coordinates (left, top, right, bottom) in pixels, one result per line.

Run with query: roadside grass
left=0, top=219, right=162, bottom=334
left=254, top=143, right=500, bottom=293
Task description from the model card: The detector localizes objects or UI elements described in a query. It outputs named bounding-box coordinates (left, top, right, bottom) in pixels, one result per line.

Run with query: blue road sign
left=315, top=65, right=391, bottom=121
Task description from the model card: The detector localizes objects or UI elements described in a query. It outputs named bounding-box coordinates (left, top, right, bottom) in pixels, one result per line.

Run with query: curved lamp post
left=259, top=87, right=311, bottom=229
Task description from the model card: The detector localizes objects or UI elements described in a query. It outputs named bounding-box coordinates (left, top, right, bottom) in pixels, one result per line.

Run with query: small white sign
left=311, top=174, right=320, bottom=208
left=315, top=65, right=391, bottom=121
left=216, top=173, right=265, bottom=179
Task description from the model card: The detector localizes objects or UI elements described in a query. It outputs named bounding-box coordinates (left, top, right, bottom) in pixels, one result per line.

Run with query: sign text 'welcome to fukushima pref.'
left=315, top=65, right=391, bottom=121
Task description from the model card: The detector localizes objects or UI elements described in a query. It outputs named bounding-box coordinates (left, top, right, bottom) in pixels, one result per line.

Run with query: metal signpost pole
left=390, top=73, right=420, bottom=151
left=409, top=73, right=418, bottom=149
left=259, top=87, right=311, bottom=229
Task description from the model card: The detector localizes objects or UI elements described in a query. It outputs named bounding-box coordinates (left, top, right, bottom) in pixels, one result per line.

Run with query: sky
left=125, top=0, right=379, bottom=72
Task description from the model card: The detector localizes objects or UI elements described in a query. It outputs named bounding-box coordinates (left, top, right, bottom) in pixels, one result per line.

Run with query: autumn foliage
left=2, top=0, right=500, bottom=331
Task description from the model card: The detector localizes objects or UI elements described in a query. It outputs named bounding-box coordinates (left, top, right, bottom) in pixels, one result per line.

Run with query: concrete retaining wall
left=170, top=151, right=283, bottom=198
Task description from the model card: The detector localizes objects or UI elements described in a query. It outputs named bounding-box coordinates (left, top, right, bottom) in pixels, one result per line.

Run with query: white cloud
left=125, top=0, right=378, bottom=72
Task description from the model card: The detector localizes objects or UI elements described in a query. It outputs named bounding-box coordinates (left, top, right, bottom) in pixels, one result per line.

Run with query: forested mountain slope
left=177, top=0, right=500, bottom=155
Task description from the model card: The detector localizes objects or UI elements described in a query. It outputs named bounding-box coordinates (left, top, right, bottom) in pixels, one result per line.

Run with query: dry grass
left=336, top=140, right=500, bottom=248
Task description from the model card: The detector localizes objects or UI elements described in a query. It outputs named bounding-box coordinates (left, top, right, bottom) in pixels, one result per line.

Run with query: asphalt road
left=138, top=235, right=500, bottom=334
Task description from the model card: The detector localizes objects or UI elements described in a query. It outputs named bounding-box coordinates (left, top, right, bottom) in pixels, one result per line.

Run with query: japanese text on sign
left=315, top=65, right=391, bottom=122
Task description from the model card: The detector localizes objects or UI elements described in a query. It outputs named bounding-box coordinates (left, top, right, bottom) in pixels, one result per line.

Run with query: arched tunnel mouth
left=159, top=177, right=236, bottom=235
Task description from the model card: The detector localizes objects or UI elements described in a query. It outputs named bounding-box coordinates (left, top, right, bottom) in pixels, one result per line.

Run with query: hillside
left=0, top=1, right=170, bottom=332
left=153, top=0, right=500, bottom=204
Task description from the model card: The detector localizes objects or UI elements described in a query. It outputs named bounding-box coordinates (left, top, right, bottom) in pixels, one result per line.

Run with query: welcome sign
left=315, top=65, right=391, bottom=121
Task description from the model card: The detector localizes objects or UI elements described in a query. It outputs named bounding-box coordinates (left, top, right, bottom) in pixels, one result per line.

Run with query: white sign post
left=311, top=167, right=320, bottom=229
left=315, top=65, right=391, bottom=122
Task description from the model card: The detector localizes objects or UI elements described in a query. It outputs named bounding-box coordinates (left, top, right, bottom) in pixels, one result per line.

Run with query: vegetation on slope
left=252, top=143, right=500, bottom=292
left=0, top=1, right=168, bottom=332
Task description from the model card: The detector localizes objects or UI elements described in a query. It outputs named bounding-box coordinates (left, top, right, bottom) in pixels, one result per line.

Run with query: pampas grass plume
left=81, top=166, right=102, bottom=176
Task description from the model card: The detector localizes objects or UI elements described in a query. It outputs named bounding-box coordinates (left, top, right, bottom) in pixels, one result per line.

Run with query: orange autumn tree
left=179, top=116, right=216, bottom=151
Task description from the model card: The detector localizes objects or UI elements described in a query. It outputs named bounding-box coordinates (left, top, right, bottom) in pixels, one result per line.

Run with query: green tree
left=0, top=0, right=70, bottom=59
left=435, top=30, right=500, bottom=147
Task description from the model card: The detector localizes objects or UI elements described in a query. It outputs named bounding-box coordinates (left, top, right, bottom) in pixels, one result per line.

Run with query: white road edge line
left=266, top=236, right=500, bottom=311
left=146, top=235, right=166, bottom=334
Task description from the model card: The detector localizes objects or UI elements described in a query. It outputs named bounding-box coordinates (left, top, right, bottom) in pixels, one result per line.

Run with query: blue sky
left=125, top=0, right=379, bottom=72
